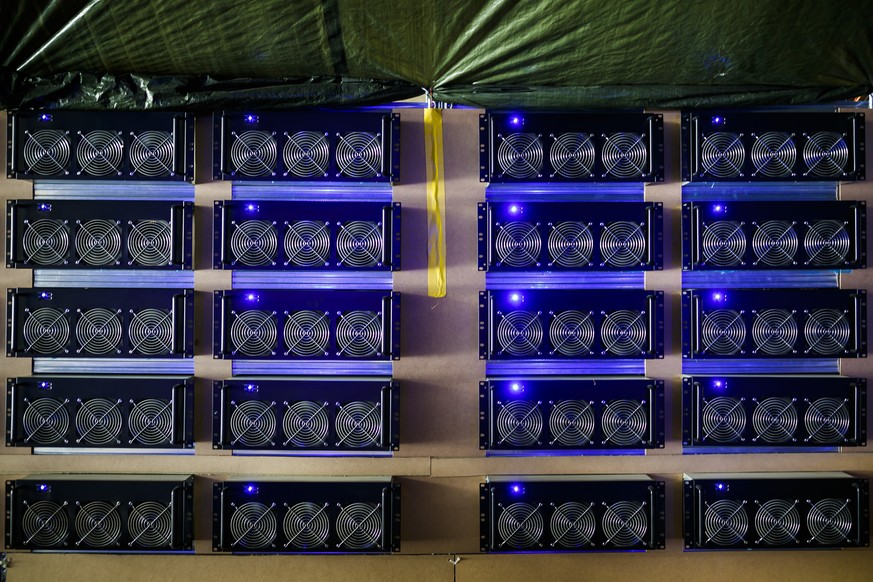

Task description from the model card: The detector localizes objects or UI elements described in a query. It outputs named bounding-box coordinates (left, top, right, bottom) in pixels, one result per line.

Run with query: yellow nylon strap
left=424, top=108, right=447, bottom=297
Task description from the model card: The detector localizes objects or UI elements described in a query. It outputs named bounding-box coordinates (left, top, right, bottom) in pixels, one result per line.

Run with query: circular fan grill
left=75, top=219, right=121, bottom=266
left=282, top=401, right=329, bottom=447
left=700, top=132, right=745, bottom=178
left=549, top=400, right=594, bottom=446
left=22, top=500, right=68, bottom=546
left=497, top=133, right=543, bottom=179
left=22, top=129, right=70, bottom=175
left=23, top=397, right=69, bottom=444
left=75, top=501, right=121, bottom=547
left=75, top=398, right=122, bottom=445
left=807, top=499, right=852, bottom=545
left=803, top=132, right=849, bottom=177
left=496, top=400, right=543, bottom=447
left=129, top=308, right=173, bottom=355
left=549, top=133, right=595, bottom=178
left=497, top=502, right=543, bottom=548
left=804, top=397, right=850, bottom=443
left=336, top=502, right=382, bottom=550
left=75, top=308, right=121, bottom=355
left=22, top=219, right=68, bottom=265
left=23, top=307, right=69, bottom=354
left=496, top=310, right=542, bottom=356
left=229, top=131, right=277, bottom=177
left=128, top=398, right=173, bottom=445
left=701, top=221, right=745, bottom=266
left=128, top=220, right=172, bottom=266
left=548, top=221, right=593, bottom=267
left=701, top=396, right=746, bottom=442
left=230, top=310, right=277, bottom=356
left=602, top=399, right=647, bottom=445
left=550, top=502, right=595, bottom=548
left=229, top=400, right=276, bottom=447
left=755, top=499, right=800, bottom=545
left=337, top=221, right=382, bottom=267
left=336, top=401, right=381, bottom=448
left=751, top=132, right=796, bottom=178
left=284, top=221, right=330, bottom=266
left=804, top=309, right=850, bottom=355
left=495, top=221, right=540, bottom=267
left=283, top=131, right=329, bottom=177
left=704, top=499, right=748, bottom=546
left=76, top=130, right=123, bottom=176
left=284, top=310, right=329, bottom=357
left=549, top=310, right=594, bottom=356
left=336, top=311, right=382, bottom=357
left=602, top=501, right=647, bottom=547
left=130, top=130, right=174, bottom=177
left=600, top=221, right=647, bottom=267
left=752, top=397, right=797, bottom=443
left=601, top=310, right=647, bottom=356
left=602, top=132, right=648, bottom=178
left=283, top=502, right=330, bottom=549
left=752, top=221, right=797, bottom=266
left=700, top=309, right=745, bottom=355
left=128, top=501, right=172, bottom=548
left=230, top=220, right=277, bottom=266
left=804, top=220, right=850, bottom=266
left=336, top=132, right=382, bottom=178
left=751, top=309, right=797, bottom=355
left=230, top=502, right=276, bottom=548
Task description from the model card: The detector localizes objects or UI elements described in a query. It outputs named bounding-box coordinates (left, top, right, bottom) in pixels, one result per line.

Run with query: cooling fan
left=803, top=132, right=849, bottom=177
left=128, top=308, right=174, bottom=355
left=495, top=221, right=541, bottom=267
left=699, top=309, right=746, bottom=355
left=21, top=219, right=69, bottom=265
left=283, top=131, right=330, bottom=177
left=550, top=502, right=596, bottom=548
left=76, top=130, right=124, bottom=177
left=683, top=473, right=869, bottom=550
left=803, top=397, right=851, bottom=444
left=336, top=311, right=382, bottom=357
left=804, top=308, right=851, bottom=355
left=336, top=401, right=382, bottom=448
left=701, top=396, right=746, bottom=443
left=75, top=397, right=123, bottom=445
left=699, top=132, right=745, bottom=178
left=549, top=133, right=595, bottom=178
left=700, top=221, right=746, bottom=267
left=212, top=478, right=399, bottom=553
left=602, top=132, right=648, bottom=178
left=283, top=310, right=330, bottom=357
left=336, top=132, right=383, bottom=178
left=22, top=397, right=70, bottom=445
left=601, top=400, right=648, bottom=446
left=128, top=399, right=174, bottom=446
left=548, top=400, right=595, bottom=446
left=22, top=307, right=70, bottom=355
left=602, top=500, right=648, bottom=547
left=229, top=130, right=277, bottom=177
left=601, top=310, right=648, bottom=356
left=229, top=220, right=277, bottom=266
left=752, top=221, right=797, bottom=266
left=496, top=400, right=543, bottom=447
left=284, top=221, right=330, bottom=267
left=283, top=502, right=330, bottom=549
left=75, top=219, right=122, bottom=266
left=600, top=221, right=647, bottom=267
left=282, top=401, right=329, bottom=448
left=129, top=131, right=175, bottom=177
left=751, top=397, right=797, bottom=443
left=6, top=475, right=195, bottom=552
left=751, top=309, right=797, bottom=355
left=229, top=400, right=277, bottom=447
left=127, top=220, right=172, bottom=266
left=497, top=502, right=544, bottom=549
left=75, top=308, right=123, bottom=355
left=750, top=132, right=796, bottom=178
left=22, top=129, right=71, bottom=175
left=804, top=220, right=851, bottom=266
left=496, top=310, right=543, bottom=356
left=337, top=221, right=383, bottom=267
left=229, top=310, right=278, bottom=357
left=497, top=133, right=543, bottom=179
left=548, top=310, right=595, bottom=356
left=547, top=221, right=593, bottom=267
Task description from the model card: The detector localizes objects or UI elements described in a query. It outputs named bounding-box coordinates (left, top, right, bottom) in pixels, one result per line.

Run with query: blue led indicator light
left=244, top=114, right=258, bottom=123
left=244, top=384, right=258, bottom=393
left=37, top=203, right=52, bottom=212
left=509, top=204, right=520, bottom=214
left=712, top=116, right=724, bottom=125
left=509, top=115, right=523, bottom=126
left=38, top=114, right=53, bottom=122
left=509, top=293, right=521, bottom=303
left=244, top=484, right=259, bottom=494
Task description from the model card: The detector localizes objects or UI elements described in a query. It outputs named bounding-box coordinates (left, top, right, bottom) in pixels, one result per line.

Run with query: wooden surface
left=0, top=108, right=871, bottom=581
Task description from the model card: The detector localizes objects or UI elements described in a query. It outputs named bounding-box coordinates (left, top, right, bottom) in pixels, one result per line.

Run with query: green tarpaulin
left=2, top=0, right=872, bottom=110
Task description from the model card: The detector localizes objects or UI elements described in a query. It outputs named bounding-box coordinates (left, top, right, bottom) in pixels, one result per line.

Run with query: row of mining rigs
left=475, top=110, right=869, bottom=553
left=4, top=109, right=401, bottom=554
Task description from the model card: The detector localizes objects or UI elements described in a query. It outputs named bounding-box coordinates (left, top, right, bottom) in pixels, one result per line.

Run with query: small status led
left=510, top=484, right=524, bottom=495
left=244, top=114, right=259, bottom=123
left=245, top=293, right=258, bottom=302
left=712, top=203, right=725, bottom=213
left=715, top=482, right=726, bottom=491
left=37, top=203, right=52, bottom=212
left=38, top=113, right=53, bottom=122
left=509, top=293, right=521, bottom=303
left=38, top=381, right=52, bottom=390
left=711, top=115, right=724, bottom=125
left=245, top=203, right=258, bottom=212
left=38, top=291, right=52, bottom=300
left=509, top=204, right=520, bottom=214
left=712, top=292, right=725, bottom=302
left=244, top=384, right=258, bottom=393
left=37, top=484, right=50, bottom=492
left=509, top=115, right=523, bottom=126
left=510, top=383, right=522, bottom=393
left=244, top=484, right=259, bottom=494
left=713, top=380, right=724, bottom=389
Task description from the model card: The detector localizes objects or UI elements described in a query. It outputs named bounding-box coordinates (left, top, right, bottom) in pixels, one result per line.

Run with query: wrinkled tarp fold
left=2, top=0, right=872, bottom=110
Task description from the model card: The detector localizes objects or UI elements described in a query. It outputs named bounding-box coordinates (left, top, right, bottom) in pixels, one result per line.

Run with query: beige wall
left=0, top=108, right=870, bottom=581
